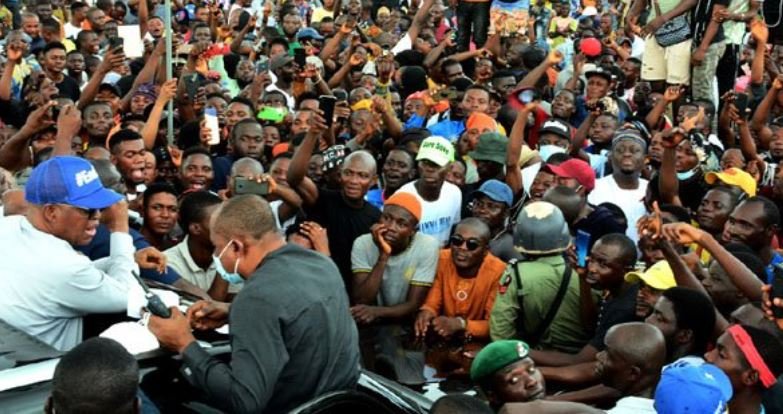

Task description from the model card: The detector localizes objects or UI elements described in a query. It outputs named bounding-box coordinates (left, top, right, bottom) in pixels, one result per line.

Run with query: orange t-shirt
left=420, top=249, right=506, bottom=340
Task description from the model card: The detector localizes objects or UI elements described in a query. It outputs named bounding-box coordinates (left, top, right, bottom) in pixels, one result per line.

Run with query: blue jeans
left=457, top=1, right=491, bottom=51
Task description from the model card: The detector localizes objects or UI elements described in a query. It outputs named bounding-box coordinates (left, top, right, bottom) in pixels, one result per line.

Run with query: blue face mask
left=677, top=168, right=697, bottom=181
left=538, top=145, right=566, bottom=162
left=213, top=240, right=243, bottom=284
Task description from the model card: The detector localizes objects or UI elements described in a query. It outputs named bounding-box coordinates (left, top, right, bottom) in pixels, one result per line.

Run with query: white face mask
left=538, top=145, right=566, bottom=162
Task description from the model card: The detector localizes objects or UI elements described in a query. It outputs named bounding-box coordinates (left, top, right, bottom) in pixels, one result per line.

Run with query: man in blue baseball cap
left=0, top=156, right=140, bottom=351
left=469, top=179, right=520, bottom=262
left=654, top=359, right=733, bottom=414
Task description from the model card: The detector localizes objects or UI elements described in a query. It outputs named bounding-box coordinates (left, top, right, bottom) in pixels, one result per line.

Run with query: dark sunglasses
left=449, top=235, right=482, bottom=251
left=56, top=203, right=99, bottom=218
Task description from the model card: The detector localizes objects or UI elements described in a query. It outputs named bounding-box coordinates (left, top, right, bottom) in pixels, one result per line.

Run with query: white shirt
left=164, top=235, right=217, bottom=291
left=265, top=83, right=295, bottom=111
left=64, top=22, right=82, bottom=40
left=164, top=236, right=242, bottom=293
left=398, top=181, right=462, bottom=247
left=0, top=216, right=136, bottom=351
left=588, top=175, right=649, bottom=242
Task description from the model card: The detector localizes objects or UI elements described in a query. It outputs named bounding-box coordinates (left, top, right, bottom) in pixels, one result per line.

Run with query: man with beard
left=624, top=260, right=676, bottom=320
left=588, top=131, right=648, bottom=242
left=0, top=156, right=136, bottom=351
left=415, top=218, right=505, bottom=345
left=82, top=101, right=113, bottom=147
left=108, top=129, right=147, bottom=200
left=179, top=147, right=214, bottom=192
left=351, top=192, right=439, bottom=385
left=288, top=113, right=381, bottom=290
left=469, top=179, right=518, bottom=262
left=140, top=183, right=179, bottom=251
left=65, top=50, right=86, bottom=88
left=266, top=53, right=296, bottom=111
left=212, top=119, right=263, bottom=191
left=41, top=42, right=80, bottom=101
left=646, top=287, right=717, bottom=363
left=365, top=148, right=416, bottom=210
left=722, top=197, right=781, bottom=283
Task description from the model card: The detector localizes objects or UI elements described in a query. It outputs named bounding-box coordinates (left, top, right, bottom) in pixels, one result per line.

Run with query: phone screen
left=319, top=95, right=337, bottom=127
left=234, top=177, right=269, bottom=196
left=294, top=48, right=306, bottom=68
left=575, top=230, right=591, bottom=268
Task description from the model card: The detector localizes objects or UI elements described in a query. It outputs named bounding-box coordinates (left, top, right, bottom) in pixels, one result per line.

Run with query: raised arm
left=506, top=103, right=536, bottom=195
left=286, top=112, right=323, bottom=205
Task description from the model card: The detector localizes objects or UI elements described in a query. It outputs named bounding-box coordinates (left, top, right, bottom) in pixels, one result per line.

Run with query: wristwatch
left=457, top=317, right=467, bottom=330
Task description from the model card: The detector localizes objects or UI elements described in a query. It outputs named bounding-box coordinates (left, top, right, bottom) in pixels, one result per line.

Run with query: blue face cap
left=25, top=156, right=123, bottom=209
left=654, top=359, right=733, bottom=414
left=473, top=179, right=514, bottom=207
left=296, top=27, right=325, bottom=41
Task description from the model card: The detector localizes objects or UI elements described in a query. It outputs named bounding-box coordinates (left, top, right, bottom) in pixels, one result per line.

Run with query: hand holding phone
left=575, top=230, right=590, bottom=268
left=319, top=95, right=337, bottom=127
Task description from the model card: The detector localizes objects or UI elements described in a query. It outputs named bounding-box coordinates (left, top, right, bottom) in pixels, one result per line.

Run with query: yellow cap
left=704, top=168, right=757, bottom=196
left=625, top=260, right=676, bottom=291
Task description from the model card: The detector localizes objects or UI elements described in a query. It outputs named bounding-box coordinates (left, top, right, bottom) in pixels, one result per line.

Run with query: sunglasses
left=56, top=204, right=99, bottom=218
left=449, top=235, right=482, bottom=251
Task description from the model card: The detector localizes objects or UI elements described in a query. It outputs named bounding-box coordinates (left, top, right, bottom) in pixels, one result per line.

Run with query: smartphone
left=772, top=264, right=783, bottom=319
left=109, top=36, right=124, bottom=50
left=184, top=73, right=205, bottom=100
left=294, top=47, right=306, bottom=68
left=735, top=92, right=750, bottom=119
left=255, top=57, right=269, bottom=74
left=575, top=230, right=591, bottom=268
left=204, top=107, right=220, bottom=145
left=517, top=88, right=539, bottom=104
left=256, top=106, right=287, bottom=123
left=234, top=176, right=269, bottom=196
left=319, top=95, right=337, bottom=127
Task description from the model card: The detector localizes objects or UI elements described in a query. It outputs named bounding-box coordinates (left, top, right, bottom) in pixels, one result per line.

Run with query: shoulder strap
left=530, top=264, right=573, bottom=343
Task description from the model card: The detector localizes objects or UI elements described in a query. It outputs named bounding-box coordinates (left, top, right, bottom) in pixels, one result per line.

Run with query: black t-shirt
left=55, top=75, right=81, bottom=102
left=691, top=0, right=729, bottom=45
left=648, top=171, right=709, bottom=214
left=304, top=188, right=381, bottom=292
left=589, top=284, right=640, bottom=350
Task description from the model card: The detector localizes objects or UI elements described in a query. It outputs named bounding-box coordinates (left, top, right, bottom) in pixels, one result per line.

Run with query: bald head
left=342, top=150, right=377, bottom=175
left=598, top=322, right=666, bottom=394
left=84, top=146, right=111, bottom=161
left=456, top=217, right=491, bottom=243
left=230, top=157, right=264, bottom=178
left=211, top=194, right=278, bottom=241
left=610, top=322, right=666, bottom=373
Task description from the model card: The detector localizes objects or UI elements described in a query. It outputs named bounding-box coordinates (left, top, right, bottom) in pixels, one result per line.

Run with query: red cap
left=579, top=37, right=602, bottom=58
left=272, top=143, right=290, bottom=158
left=544, top=159, right=596, bottom=192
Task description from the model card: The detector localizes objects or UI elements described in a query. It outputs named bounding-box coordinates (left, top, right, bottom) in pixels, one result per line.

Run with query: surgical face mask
left=213, top=240, right=243, bottom=284
left=538, top=145, right=566, bottom=162
left=677, top=168, right=697, bottom=181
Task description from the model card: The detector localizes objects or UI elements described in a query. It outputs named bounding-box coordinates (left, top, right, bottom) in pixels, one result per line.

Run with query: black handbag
left=653, top=0, right=692, bottom=47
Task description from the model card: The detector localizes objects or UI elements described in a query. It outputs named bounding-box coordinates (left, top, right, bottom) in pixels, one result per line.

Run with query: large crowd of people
left=2, top=0, right=783, bottom=412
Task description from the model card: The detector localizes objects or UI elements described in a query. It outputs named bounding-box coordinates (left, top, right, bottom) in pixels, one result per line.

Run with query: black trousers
left=456, top=1, right=491, bottom=51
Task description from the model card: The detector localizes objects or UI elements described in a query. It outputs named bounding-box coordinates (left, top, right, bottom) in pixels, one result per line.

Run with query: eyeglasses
left=449, top=235, right=482, bottom=251
left=56, top=204, right=99, bottom=219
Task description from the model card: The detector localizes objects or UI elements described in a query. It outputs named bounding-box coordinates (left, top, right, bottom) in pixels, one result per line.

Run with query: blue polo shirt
left=76, top=225, right=181, bottom=285
left=765, top=251, right=783, bottom=284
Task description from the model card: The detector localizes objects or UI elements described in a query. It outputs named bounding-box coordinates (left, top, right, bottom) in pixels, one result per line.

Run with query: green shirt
left=489, top=255, right=594, bottom=353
